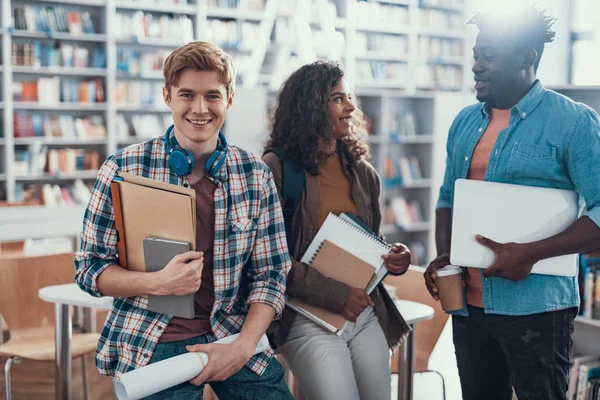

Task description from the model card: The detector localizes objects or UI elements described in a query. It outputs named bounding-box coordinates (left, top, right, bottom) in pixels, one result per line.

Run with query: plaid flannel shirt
left=74, top=135, right=291, bottom=377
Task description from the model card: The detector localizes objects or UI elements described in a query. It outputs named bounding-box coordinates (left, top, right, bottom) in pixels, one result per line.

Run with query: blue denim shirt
left=437, top=80, right=600, bottom=316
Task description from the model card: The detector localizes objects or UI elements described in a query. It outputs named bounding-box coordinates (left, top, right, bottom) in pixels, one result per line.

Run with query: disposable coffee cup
left=436, top=265, right=464, bottom=312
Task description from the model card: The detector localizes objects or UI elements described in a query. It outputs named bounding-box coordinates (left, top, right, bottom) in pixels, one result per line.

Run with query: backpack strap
left=264, top=147, right=305, bottom=245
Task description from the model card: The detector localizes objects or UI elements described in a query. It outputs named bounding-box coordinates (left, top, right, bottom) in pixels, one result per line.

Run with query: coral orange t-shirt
left=464, top=108, right=510, bottom=307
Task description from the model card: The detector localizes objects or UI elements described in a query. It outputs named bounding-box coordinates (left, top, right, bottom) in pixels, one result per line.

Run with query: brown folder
left=112, top=172, right=196, bottom=272
left=288, top=239, right=375, bottom=334
left=110, top=181, right=127, bottom=268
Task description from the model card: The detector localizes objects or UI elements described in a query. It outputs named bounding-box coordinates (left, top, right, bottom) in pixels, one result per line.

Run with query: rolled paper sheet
left=114, top=333, right=271, bottom=400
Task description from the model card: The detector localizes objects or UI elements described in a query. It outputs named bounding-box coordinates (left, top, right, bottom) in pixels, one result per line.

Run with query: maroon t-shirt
left=160, top=176, right=217, bottom=342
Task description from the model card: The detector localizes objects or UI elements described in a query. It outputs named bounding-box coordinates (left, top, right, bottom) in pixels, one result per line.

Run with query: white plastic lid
left=436, top=265, right=462, bottom=277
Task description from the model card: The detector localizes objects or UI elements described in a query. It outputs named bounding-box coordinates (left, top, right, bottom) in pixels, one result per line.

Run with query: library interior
left=1, top=0, right=600, bottom=399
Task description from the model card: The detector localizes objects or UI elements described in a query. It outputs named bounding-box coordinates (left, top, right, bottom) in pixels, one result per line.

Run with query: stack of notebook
left=287, top=212, right=394, bottom=335
left=110, top=172, right=197, bottom=318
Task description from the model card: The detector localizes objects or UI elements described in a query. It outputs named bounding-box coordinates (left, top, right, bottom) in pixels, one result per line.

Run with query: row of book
left=124, top=0, right=191, bottom=5
left=355, top=2, right=409, bottom=27
left=312, top=30, right=346, bottom=60
left=13, top=180, right=93, bottom=206
left=357, top=61, right=407, bottom=83
left=356, top=33, right=408, bottom=55
left=419, top=36, right=463, bottom=62
left=115, top=81, right=165, bottom=107
left=385, top=156, right=423, bottom=186
left=207, top=0, right=265, bottom=10
left=116, top=114, right=172, bottom=142
left=407, top=241, right=427, bottom=266
left=114, top=12, right=194, bottom=43
left=569, top=352, right=600, bottom=400
left=200, top=20, right=261, bottom=52
left=14, top=114, right=106, bottom=139
left=419, top=8, right=464, bottom=30
left=419, top=0, right=464, bottom=9
left=12, top=78, right=105, bottom=104
left=388, top=111, right=418, bottom=139
left=13, top=6, right=96, bottom=34
left=12, top=43, right=106, bottom=69
left=417, top=64, right=463, bottom=89
left=14, top=146, right=101, bottom=176
left=117, top=48, right=170, bottom=77
left=580, top=255, right=600, bottom=320
left=390, top=197, right=424, bottom=228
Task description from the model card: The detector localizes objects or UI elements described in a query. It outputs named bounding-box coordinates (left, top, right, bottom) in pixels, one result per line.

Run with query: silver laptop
left=450, top=179, right=579, bottom=277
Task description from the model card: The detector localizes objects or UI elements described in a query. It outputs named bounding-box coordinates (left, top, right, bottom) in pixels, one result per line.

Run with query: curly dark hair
left=266, top=61, right=370, bottom=175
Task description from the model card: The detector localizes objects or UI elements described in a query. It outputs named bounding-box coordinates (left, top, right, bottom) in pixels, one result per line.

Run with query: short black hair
left=468, top=4, right=556, bottom=71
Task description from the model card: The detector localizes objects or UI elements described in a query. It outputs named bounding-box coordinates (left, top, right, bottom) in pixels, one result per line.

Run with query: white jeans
left=282, top=306, right=391, bottom=400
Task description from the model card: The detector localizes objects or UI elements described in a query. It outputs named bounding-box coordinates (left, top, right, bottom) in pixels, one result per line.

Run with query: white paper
left=114, top=333, right=270, bottom=400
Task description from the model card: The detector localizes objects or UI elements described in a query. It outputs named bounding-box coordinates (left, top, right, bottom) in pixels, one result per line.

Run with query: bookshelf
left=547, top=87, right=600, bottom=359
left=356, top=89, right=467, bottom=267
left=0, top=0, right=470, bottom=244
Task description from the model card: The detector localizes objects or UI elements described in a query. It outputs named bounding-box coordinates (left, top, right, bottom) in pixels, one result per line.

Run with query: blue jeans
left=453, top=305, right=576, bottom=400
left=143, top=334, right=293, bottom=400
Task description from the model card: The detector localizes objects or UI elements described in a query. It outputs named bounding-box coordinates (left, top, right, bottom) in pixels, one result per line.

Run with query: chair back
left=385, top=268, right=449, bottom=372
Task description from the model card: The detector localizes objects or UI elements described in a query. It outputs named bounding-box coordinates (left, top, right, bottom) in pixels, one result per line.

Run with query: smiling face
left=163, top=69, right=233, bottom=149
left=327, top=78, right=356, bottom=139
left=472, top=33, right=531, bottom=106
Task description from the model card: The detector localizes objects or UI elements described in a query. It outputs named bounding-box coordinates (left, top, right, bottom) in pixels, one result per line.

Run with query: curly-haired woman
left=263, top=61, right=412, bottom=400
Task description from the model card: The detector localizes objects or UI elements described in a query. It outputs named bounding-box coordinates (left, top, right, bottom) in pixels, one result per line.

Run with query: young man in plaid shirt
left=74, top=42, right=293, bottom=399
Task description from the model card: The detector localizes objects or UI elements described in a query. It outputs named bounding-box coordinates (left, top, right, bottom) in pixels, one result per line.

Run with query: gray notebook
left=143, top=237, right=195, bottom=319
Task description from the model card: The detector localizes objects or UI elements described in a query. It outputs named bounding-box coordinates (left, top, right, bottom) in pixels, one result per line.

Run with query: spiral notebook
left=300, top=213, right=392, bottom=294
left=288, top=239, right=377, bottom=335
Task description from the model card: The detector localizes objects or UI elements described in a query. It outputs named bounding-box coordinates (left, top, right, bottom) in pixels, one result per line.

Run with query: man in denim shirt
left=424, top=7, right=600, bottom=400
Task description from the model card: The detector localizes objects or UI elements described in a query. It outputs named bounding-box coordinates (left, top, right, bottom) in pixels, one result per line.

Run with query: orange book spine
left=110, top=181, right=127, bottom=269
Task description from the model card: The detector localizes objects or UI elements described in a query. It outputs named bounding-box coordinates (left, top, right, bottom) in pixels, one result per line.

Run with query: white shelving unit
left=0, top=0, right=470, bottom=244
left=356, top=89, right=467, bottom=266
left=548, top=86, right=600, bottom=357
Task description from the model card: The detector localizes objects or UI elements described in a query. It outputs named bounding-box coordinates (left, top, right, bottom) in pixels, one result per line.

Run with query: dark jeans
left=452, top=305, right=576, bottom=400
left=143, top=334, right=293, bottom=400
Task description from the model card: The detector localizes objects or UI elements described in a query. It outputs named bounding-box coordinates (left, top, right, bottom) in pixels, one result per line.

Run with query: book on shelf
left=417, top=64, right=463, bottom=89
left=356, top=32, right=408, bottom=55
left=12, top=43, right=106, bottom=69
left=14, top=113, right=106, bottom=139
left=208, top=0, right=265, bottom=11
left=123, top=0, right=191, bottom=5
left=389, top=110, right=418, bottom=140
left=199, top=20, right=261, bottom=52
left=13, top=6, right=96, bottom=34
left=579, top=254, right=600, bottom=320
left=419, top=8, right=463, bottom=30
left=13, top=179, right=92, bottom=206
left=390, top=197, right=424, bottom=228
left=14, top=147, right=101, bottom=176
left=419, top=0, right=465, bottom=9
left=385, top=156, right=422, bottom=186
left=355, top=1, right=409, bottom=26
left=574, top=359, right=600, bottom=400
left=418, top=36, right=463, bottom=62
left=116, top=114, right=173, bottom=142
left=12, top=78, right=105, bottom=104
left=357, top=61, right=407, bottom=84
left=117, top=48, right=171, bottom=76
left=407, top=241, right=426, bottom=266
left=114, top=12, right=194, bottom=43
left=115, top=81, right=165, bottom=107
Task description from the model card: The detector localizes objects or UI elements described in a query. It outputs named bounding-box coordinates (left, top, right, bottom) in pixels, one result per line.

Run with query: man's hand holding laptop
left=475, top=234, right=536, bottom=282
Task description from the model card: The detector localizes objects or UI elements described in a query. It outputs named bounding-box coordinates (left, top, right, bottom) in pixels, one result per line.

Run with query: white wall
left=464, top=0, right=572, bottom=86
